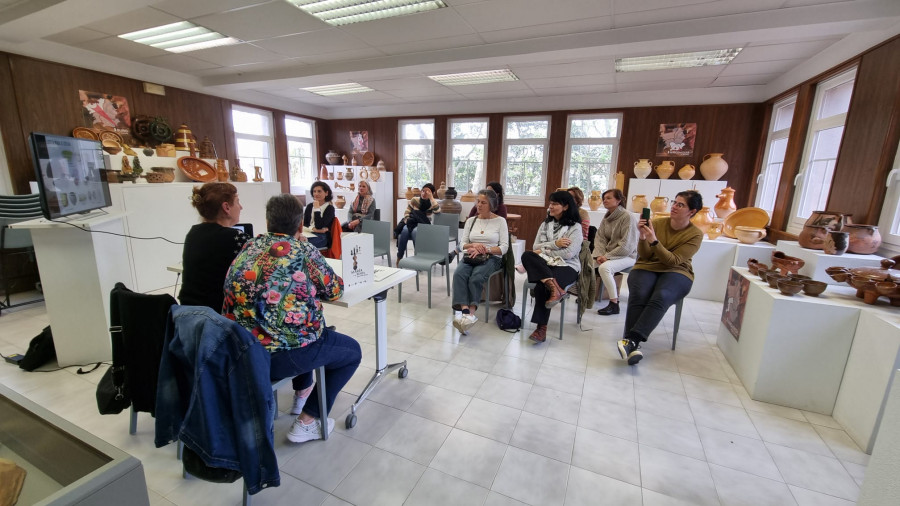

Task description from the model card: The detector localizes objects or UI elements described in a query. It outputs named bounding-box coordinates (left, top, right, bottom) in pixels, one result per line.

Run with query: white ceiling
left=1, top=0, right=899, bottom=119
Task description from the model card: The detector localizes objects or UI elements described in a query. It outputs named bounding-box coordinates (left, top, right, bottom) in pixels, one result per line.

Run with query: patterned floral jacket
left=223, top=233, right=343, bottom=351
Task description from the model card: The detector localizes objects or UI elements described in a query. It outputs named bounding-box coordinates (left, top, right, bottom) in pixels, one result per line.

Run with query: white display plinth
left=512, top=238, right=525, bottom=265
left=731, top=238, right=776, bottom=270
left=689, top=238, right=737, bottom=301
left=857, top=369, right=900, bottom=505
left=627, top=178, right=727, bottom=214
left=717, top=268, right=859, bottom=414
left=776, top=240, right=885, bottom=285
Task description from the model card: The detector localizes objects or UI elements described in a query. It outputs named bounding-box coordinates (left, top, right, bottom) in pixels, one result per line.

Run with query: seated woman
left=452, top=188, right=509, bottom=334
left=466, top=181, right=508, bottom=218
left=567, top=186, right=591, bottom=241
left=593, top=189, right=638, bottom=316
left=397, top=183, right=440, bottom=260
left=303, top=181, right=335, bottom=249
left=342, top=180, right=376, bottom=232
left=179, top=182, right=250, bottom=311
left=618, top=190, right=703, bottom=365
left=223, top=194, right=362, bottom=443
left=520, top=191, right=583, bottom=343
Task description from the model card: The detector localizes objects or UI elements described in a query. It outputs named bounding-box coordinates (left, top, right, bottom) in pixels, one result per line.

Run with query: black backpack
left=495, top=308, right=522, bottom=332
left=19, top=325, right=56, bottom=371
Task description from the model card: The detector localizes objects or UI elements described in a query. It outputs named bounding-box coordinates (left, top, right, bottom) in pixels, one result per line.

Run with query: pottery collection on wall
left=650, top=196, right=669, bottom=215
left=631, top=194, right=648, bottom=213
left=678, top=164, right=695, bottom=180
left=325, top=150, right=341, bottom=165
left=699, top=153, right=728, bottom=180
left=634, top=159, right=652, bottom=179
left=655, top=161, right=675, bottom=179
left=335, top=195, right=346, bottom=209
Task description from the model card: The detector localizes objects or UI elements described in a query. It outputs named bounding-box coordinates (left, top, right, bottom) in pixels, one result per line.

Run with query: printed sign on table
left=341, top=233, right=374, bottom=289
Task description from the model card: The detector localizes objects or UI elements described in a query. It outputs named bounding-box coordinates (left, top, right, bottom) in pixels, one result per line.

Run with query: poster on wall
left=657, top=122, right=696, bottom=157
left=349, top=131, right=369, bottom=152
left=78, top=90, right=131, bottom=133
left=721, top=268, right=750, bottom=340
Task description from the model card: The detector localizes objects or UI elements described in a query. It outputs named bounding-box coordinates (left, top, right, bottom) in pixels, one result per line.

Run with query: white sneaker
left=287, top=417, right=335, bottom=443
left=460, top=314, right=478, bottom=332
left=452, top=315, right=467, bottom=335
left=290, top=391, right=310, bottom=415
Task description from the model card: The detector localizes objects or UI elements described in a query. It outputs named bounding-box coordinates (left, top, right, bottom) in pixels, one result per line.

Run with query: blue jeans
left=397, top=225, right=418, bottom=258
left=624, top=269, right=693, bottom=342
left=308, top=232, right=328, bottom=249
left=268, top=328, right=361, bottom=419
left=452, top=255, right=502, bottom=307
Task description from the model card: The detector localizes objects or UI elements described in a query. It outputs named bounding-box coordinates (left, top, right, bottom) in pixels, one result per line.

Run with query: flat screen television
left=28, top=132, right=112, bottom=220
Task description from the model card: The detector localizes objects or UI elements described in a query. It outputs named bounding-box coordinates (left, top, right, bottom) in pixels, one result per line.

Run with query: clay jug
left=412, top=187, right=421, bottom=199
left=318, top=164, right=329, bottom=181
left=707, top=222, right=724, bottom=240
left=824, top=231, right=849, bottom=255
left=615, top=171, right=625, bottom=190
left=325, top=150, right=341, bottom=165
left=700, top=153, right=728, bottom=180
left=655, top=161, right=675, bottom=179
left=799, top=225, right=830, bottom=250
left=678, top=164, right=695, bottom=180
left=335, top=195, right=346, bottom=209
left=633, top=159, right=652, bottom=179
left=690, top=207, right=716, bottom=234
left=714, top=187, right=737, bottom=219
left=436, top=182, right=447, bottom=199
left=216, top=159, right=229, bottom=182
left=345, top=166, right=354, bottom=180
left=650, top=196, right=669, bottom=215
left=369, top=165, right=380, bottom=182
left=445, top=186, right=458, bottom=200
left=405, top=186, right=414, bottom=200
left=844, top=225, right=882, bottom=254
left=804, top=210, right=850, bottom=230
left=588, top=190, right=602, bottom=211
left=631, top=194, right=649, bottom=213
left=460, top=189, right=477, bottom=202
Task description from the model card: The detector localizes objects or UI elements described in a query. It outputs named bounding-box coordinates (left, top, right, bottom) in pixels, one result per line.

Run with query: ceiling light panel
left=302, top=83, right=374, bottom=96
left=615, top=49, right=742, bottom=72
left=288, top=0, right=447, bottom=26
left=429, top=69, right=519, bottom=86
left=119, top=21, right=240, bottom=53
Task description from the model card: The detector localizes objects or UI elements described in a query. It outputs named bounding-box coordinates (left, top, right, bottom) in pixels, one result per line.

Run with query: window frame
left=878, top=139, right=900, bottom=255
left=398, top=119, right=435, bottom=190
left=284, top=115, right=317, bottom=194
left=562, top=113, right=623, bottom=195
left=447, top=117, right=489, bottom=194
left=231, top=104, right=276, bottom=182
left=754, top=94, right=797, bottom=214
left=501, top=115, right=551, bottom=206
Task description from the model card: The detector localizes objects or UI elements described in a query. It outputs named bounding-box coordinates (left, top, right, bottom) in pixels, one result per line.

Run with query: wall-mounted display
left=657, top=123, right=696, bottom=157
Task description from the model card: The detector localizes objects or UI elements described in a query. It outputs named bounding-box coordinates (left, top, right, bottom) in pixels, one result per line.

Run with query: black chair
left=0, top=194, right=44, bottom=313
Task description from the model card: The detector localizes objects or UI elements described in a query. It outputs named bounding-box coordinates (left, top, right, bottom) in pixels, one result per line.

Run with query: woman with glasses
left=617, top=190, right=703, bottom=365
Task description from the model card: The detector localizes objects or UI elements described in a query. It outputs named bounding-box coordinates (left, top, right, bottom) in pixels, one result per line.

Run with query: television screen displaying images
left=29, top=132, right=112, bottom=220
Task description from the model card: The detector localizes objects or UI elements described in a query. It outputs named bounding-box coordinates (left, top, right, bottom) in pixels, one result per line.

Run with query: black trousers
left=521, top=251, right=578, bottom=325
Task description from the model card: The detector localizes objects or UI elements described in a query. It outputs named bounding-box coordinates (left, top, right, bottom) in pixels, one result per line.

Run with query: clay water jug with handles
left=700, top=153, right=728, bottom=180
left=633, top=159, right=652, bottom=179
left=650, top=196, right=669, bottom=215
left=714, top=187, right=737, bottom=219
left=655, top=161, right=675, bottom=179
left=631, top=194, right=649, bottom=213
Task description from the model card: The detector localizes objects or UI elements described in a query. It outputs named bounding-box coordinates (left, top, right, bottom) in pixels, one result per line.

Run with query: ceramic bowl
left=767, top=274, right=784, bottom=289
left=734, top=225, right=766, bottom=244
left=876, top=281, right=900, bottom=298
left=777, top=279, right=804, bottom=296
left=747, top=258, right=761, bottom=275
left=771, top=251, right=805, bottom=275
left=802, top=280, right=827, bottom=297
left=787, top=273, right=812, bottom=282
left=826, top=267, right=850, bottom=283
left=758, top=269, right=770, bottom=282
left=101, top=139, right=121, bottom=155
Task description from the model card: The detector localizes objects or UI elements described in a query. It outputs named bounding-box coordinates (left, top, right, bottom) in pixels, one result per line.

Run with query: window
left=232, top=105, right=276, bottom=182
left=878, top=139, right=900, bottom=254
left=788, top=68, right=857, bottom=233
left=502, top=116, right=550, bottom=205
left=755, top=95, right=796, bottom=214
left=399, top=119, right=434, bottom=189
left=447, top=118, right=488, bottom=194
left=285, top=116, right=316, bottom=193
left=563, top=114, right=622, bottom=195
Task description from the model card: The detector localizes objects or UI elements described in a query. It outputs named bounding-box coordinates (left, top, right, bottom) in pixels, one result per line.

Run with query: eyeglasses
left=671, top=201, right=688, bottom=209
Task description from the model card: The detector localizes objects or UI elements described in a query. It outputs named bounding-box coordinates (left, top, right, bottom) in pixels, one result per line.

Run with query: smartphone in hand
left=641, top=208, right=651, bottom=221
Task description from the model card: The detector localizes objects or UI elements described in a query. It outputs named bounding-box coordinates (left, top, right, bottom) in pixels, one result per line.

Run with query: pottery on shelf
left=359, top=167, right=368, bottom=180
left=441, top=198, right=462, bottom=215
left=800, top=210, right=851, bottom=249
left=615, top=171, right=625, bottom=190
left=655, top=161, right=675, bottom=179
left=631, top=194, right=649, bottom=213
left=634, top=159, right=652, bottom=179
left=714, top=187, right=737, bottom=219
left=412, top=187, right=421, bottom=199
left=460, top=190, right=477, bottom=202
left=325, top=150, right=341, bottom=165
left=799, top=225, right=830, bottom=250
left=844, top=224, right=882, bottom=254
left=650, top=196, right=669, bottom=215
left=802, top=280, right=828, bottom=297
left=747, top=259, right=767, bottom=275
left=335, top=195, right=346, bottom=209
left=588, top=190, right=602, bottom=211
left=734, top=225, right=766, bottom=244
left=777, top=278, right=804, bottom=296
left=445, top=186, right=458, bottom=200
left=707, top=222, right=724, bottom=240
left=827, top=259, right=900, bottom=305
left=216, top=159, right=229, bottom=182
left=699, top=153, right=728, bottom=180
left=690, top=206, right=716, bottom=234
left=405, top=187, right=414, bottom=200
left=678, top=164, right=696, bottom=180
left=345, top=166, right=354, bottom=181
left=369, top=165, right=380, bottom=182
left=771, top=251, right=805, bottom=276
left=824, top=230, right=849, bottom=255
left=436, top=182, right=447, bottom=200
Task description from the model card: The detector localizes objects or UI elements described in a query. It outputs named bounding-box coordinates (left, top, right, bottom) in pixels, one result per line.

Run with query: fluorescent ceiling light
left=429, top=69, right=519, bottom=86
left=615, top=48, right=742, bottom=72
left=119, top=21, right=240, bottom=53
left=302, top=83, right=374, bottom=96
left=288, top=0, right=447, bottom=26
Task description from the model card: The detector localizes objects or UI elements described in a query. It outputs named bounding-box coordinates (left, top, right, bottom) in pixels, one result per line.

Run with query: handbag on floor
left=496, top=308, right=521, bottom=332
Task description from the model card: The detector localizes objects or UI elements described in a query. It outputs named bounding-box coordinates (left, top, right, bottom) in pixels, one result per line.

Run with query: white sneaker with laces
left=452, top=315, right=467, bottom=334
left=461, top=313, right=478, bottom=332
left=287, top=417, right=335, bottom=443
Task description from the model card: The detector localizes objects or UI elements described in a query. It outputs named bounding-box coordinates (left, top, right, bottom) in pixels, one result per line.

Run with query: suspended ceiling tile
left=339, top=8, right=475, bottom=46
left=611, top=0, right=785, bottom=28
left=533, top=84, right=616, bottom=96
left=152, top=0, right=270, bottom=20
left=616, top=77, right=715, bottom=92
left=611, top=0, right=720, bottom=16
left=383, top=86, right=463, bottom=98
left=362, top=77, right=448, bottom=92
left=81, top=7, right=182, bottom=37
left=477, top=16, right=612, bottom=45
left=295, top=47, right=385, bottom=65
left=456, top=89, right=537, bottom=100
left=435, top=79, right=530, bottom=94
left=526, top=73, right=616, bottom=89
left=253, top=29, right=368, bottom=58
left=43, top=27, right=109, bottom=45
left=194, top=1, right=326, bottom=41
left=139, top=53, right=222, bottom=72
left=76, top=36, right=169, bottom=59
left=732, top=39, right=838, bottom=63
left=717, top=59, right=802, bottom=76
left=512, top=61, right=615, bottom=79
left=329, top=91, right=396, bottom=102
left=187, top=42, right=285, bottom=67
left=711, top=74, right=779, bottom=87
left=377, top=33, right=486, bottom=56
left=455, top=0, right=611, bottom=32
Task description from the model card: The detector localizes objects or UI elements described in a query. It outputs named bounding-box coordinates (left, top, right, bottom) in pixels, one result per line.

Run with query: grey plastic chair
left=433, top=212, right=460, bottom=252
left=361, top=219, right=392, bottom=267
left=0, top=194, right=44, bottom=312
left=397, top=224, right=450, bottom=308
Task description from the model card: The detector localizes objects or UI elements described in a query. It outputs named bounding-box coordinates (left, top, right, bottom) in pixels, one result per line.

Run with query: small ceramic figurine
left=131, top=156, right=143, bottom=176
left=121, top=156, right=132, bottom=174
left=253, top=166, right=264, bottom=182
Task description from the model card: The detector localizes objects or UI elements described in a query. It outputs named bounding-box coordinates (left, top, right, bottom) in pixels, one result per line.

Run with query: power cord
left=48, top=212, right=184, bottom=245
left=0, top=351, right=109, bottom=373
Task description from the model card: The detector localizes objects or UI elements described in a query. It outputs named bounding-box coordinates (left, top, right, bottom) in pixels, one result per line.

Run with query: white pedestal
left=584, top=208, right=607, bottom=228
left=717, top=268, right=860, bottom=414
left=689, top=239, right=737, bottom=301
left=512, top=239, right=525, bottom=265
left=858, top=369, right=900, bottom=505
left=776, top=240, right=885, bottom=285
left=732, top=238, right=776, bottom=270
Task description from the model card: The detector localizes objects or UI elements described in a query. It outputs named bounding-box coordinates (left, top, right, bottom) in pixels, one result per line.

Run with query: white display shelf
left=776, top=240, right=886, bottom=285
left=315, top=166, right=393, bottom=226
left=627, top=178, right=727, bottom=213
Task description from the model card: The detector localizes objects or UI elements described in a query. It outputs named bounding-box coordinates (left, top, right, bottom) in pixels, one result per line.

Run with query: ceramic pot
left=690, top=207, right=716, bottom=234
left=216, top=160, right=229, bottom=182
left=173, top=124, right=195, bottom=151
left=369, top=166, right=381, bottom=182
left=199, top=137, right=217, bottom=159
left=824, top=231, right=849, bottom=255
left=336, top=171, right=343, bottom=180
left=771, top=251, right=805, bottom=276
left=655, top=161, right=675, bottom=179
left=650, top=196, right=669, bottom=215
left=588, top=190, right=602, bottom=211
left=699, top=153, right=728, bottom=180
left=845, top=224, right=882, bottom=254
left=804, top=210, right=851, bottom=230
left=318, top=164, right=328, bottom=181
left=798, top=225, right=830, bottom=250
left=345, top=167, right=354, bottom=180
left=634, top=159, right=652, bottom=179
left=631, top=194, right=649, bottom=213
left=615, top=171, right=625, bottom=190
left=714, top=187, right=737, bottom=219
left=734, top=226, right=766, bottom=244
left=405, top=187, right=414, bottom=200
left=441, top=199, right=462, bottom=215
left=376, top=160, right=386, bottom=170
left=359, top=167, right=368, bottom=180
left=707, top=222, right=724, bottom=240
left=325, top=150, right=341, bottom=165
left=460, top=190, right=477, bottom=202
left=445, top=186, right=458, bottom=200
left=335, top=195, right=346, bottom=209
left=412, top=187, right=421, bottom=199
left=436, top=182, right=447, bottom=200
left=678, top=164, right=695, bottom=180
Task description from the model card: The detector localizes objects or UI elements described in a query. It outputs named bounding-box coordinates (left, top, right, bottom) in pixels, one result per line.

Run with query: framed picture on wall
left=350, top=131, right=369, bottom=152
left=657, top=122, right=696, bottom=157
left=78, top=90, right=131, bottom=133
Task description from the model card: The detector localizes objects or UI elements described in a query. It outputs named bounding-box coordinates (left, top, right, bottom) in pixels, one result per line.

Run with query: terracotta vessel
left=799, top=225, right=830, bottom=250
left=588, top=190, right=602, bottom=211
left=345, top=166, right=354, bottom=180
left=747, top=259, right=767, bottom=275
left=802, top=280, right=828, bottom=297
left=369, top=166, right=380, bottom=182
left=325, top=150, right=340, bottom=165
left=634, top=159, right=652, bottom=179
left=707, top=222, right=724, bottom=240
left=828, top=259, right=900, bottom=305
left=341, top=154, right=349, bottom=165
left=152, top=167, right=175, bottom=183
left=771, top=251, right=805, bottom=276
left=335, top=171, right=343, bottom=180
left=734, top=226, right=766, bottom=244
left=460, top=190, right=477, bottom=202
left=655, top=161, right=675, bottom=179
left=801, top=210, right=851, bottom=248
left=650, top=196, right=669, bottom=215
left=615, top=171, right=625, bottom=190
left=690, top=206, right=716, bottom=234
left=777, top=279, right=804, bottom=296
left=253, top=166, right=264, bottom=183
left=445, top=186, right=458, bottom=200
left=678, top=164, right=695, bottom=180
left=844, top=224, right=882, bottom=254
left=436, top=182, right=447, bottom=200
left=217, top=159, right=229, bottom=182
left=198, top=137, right=217, bottom=159
left=335, top=195, right=346, bottom=209
left=412, top=187, right=421, bottom=199
left=714, top=187, right=737, bottom=219
left=376, top=160, right=386, bottom=170
left=173, top=124, right=195, bottom=151
left=631, top=194, right=649, bottom=213
left=405, top=187, right=414, bottom=200
left=824, top=231, right=849, bottom=255
left=359, top=167, right=368, bottom=180
left=700, top=153, right=728, bottom=180
left=441, top=198, right=462, bottom=215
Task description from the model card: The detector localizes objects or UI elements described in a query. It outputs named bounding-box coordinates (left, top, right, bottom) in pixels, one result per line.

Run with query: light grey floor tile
left=503, top=337, right=549, bottom=362
left=333, top=400, right=405, bottom=445
left=637, top=410, right=705, bottom=460
left=401, top=354, right=449, bottom=384
left=697, top=425, right=783, bottom=481
left=689, top=397, right=760, bottom=439
left=681, top=374, right=743, bottom=407
left=148, top=489, right=176, bottom=506
left=491, top=355, right=543, bottom=383
left=841, top=460, right=866, bottom=487
left=788, top=485, right=856, bottom=506
left=632, top=367, right=685, bottom=395
left=403, top=468, right=489, bottom=506
left=674, top=353, right=730, bottom=382
left=332, top=447, right=425, bottom=506
left=321, top=495, right=353, bottom=506
left=484, top=491, right=529, bottom=506
left=523, top=385, right=581, bottom=425
left=405, top=384, right=471, bottom=426
left=374, top=412, right=452, bottom=465
left=733, top=385, right=807, bottom=422
left=543, top=341, right=589, bottom=372
left=578, top=396, right=637, bottom=441
left=533, top=362, right=585, bottom=396
left=431, top=363, right=489, bottom=396
left=450, top=346, right=501, bottom=373
left=565, top=466, right=642, bottom=506
left=163, top=476, right=243, bottom=506
left=639, top=445, right=719, bottom=506
left=634, top=385, right=694, bottom=423
left=582, top=373, right=634, bottom=407
left=748, top=411, right=833, bottom=457
left=456, top=397, right=522, bottom=443
left=508, top=410, right=576, bottom=463
left=280, top=432, right=372, bottom=492
left=812, top=424, right=870, bottom=466
left=640, top=488, right=705, bottom=506
left=413, top=339, right=461, bottom=362
left=492, top=446, right=570, bottom=506
left=767, top=443, right=860, bottom=502
left=365, top=375, right=427, bottom=411
left=475, top=374, right=533, bottom=409
left=571, top=427, right=641, bottom=486
left=245, top=473, right=330, bottom=506
left=585, top=355, right=635, bottom=385
left=429, top=428, right=507, bottom=488
left=802, top=410, right=844, bottom=429
left=709, top=463, right=796, bottom=506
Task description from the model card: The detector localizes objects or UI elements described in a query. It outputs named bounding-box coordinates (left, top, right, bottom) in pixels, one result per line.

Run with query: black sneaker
left=617, top=339, right=643, bottom=365
left=597, top=301, right=619, bottom=315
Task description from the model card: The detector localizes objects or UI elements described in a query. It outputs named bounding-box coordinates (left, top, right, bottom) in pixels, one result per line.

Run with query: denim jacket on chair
left=155, top=305, right=279, bottom=494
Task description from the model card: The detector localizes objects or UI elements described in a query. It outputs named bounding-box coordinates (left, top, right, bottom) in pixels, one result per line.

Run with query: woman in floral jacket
left=223, top=194, right=361, bottom=444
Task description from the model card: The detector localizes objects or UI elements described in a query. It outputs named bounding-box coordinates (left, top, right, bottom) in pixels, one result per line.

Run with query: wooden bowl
left=802, top=280, right=828, bottom=296
left=777, top=279, right=804, bottom=296
left=102, top=139, right=121, bottom=155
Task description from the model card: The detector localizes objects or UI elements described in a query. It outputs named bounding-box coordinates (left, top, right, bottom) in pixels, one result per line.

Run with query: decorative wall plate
left=72, top=127, right=99, bottom=140
left=98, top=130, right=123, bottom=143
left=361, top=151, right=375, bottom=166
left=177, top=156, right=216, bottom=182
left=723, top=207, right=770, bottom=238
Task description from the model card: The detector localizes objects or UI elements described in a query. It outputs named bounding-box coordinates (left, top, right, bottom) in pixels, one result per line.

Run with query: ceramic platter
left=723, top=207, right=770, bottom=238
left=361, top=151, right=375, bottom=166
left=72, top=127, right=99, bottom=140
left=177, top=156, right=216, bottom=182
left=98, top=130, right=123, bottom=144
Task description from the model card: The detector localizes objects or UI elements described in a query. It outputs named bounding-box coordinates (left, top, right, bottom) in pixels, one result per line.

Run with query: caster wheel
left=345, top=414, right=357, bottom=429
left=398, top=367, right=408, bottom=379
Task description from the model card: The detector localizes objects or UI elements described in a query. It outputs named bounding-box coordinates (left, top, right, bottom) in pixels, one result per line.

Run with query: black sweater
left=179, top=223, right=249, bottom=311
left=303, top=202, right=335, bottom=230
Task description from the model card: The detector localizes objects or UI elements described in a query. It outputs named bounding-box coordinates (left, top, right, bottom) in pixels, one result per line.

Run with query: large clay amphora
left=655, top=161, right=675, bottom=179
left=650, top=196, right=669, bottom=215
left=714, top=187, right=737, bottom=219
left=633, top=159, right=652, bottom=179
left=690, top=207, right=716, bottom=234
left=631, top=194, right=649, bottom=213
left=844, top=225, right=882, bottom=254
left=700, top=153, right=728, bottom=181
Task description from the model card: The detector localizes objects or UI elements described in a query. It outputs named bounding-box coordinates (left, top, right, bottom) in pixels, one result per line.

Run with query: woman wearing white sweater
left=593, top=189, right=639, bottom=315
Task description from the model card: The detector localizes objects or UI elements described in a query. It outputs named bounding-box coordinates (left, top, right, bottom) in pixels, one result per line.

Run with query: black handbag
left=96, top=366, right=131, bottom=414
left=463, top=253, right=491, bottom=265
left=18, top=325, right=56, bottom=371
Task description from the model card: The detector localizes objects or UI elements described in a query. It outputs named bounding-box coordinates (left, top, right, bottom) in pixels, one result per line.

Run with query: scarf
left=351, top=194, right=374, bottom=218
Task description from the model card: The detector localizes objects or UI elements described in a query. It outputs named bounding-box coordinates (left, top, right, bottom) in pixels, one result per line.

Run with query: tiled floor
left=0, top=266, right=868, bottom=506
